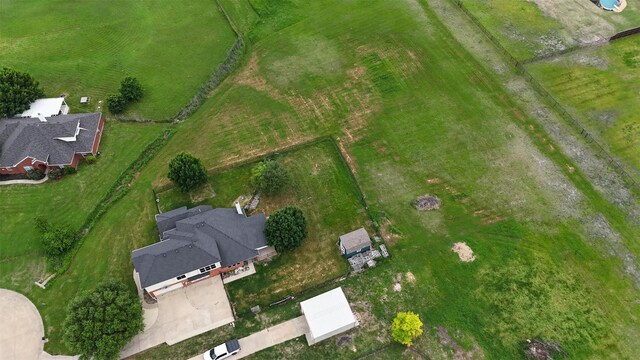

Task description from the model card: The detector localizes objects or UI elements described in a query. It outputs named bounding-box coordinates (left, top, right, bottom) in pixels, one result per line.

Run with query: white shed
left=300, top=287, right=357, bottom=345
left=19, top=97, right=69, bottom=118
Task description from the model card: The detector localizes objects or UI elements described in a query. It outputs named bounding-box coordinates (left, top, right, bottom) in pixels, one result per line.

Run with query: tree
left=106, top=94, right=126, bottom=114
left=35, top=217, right=76, bottom=257
left=264, top=206, right=307, bottom=251
left=119, top=76, right=143, bottom=102
left=63, top=281, right=143, bottom=360
left=251, top=160, right=289, bottom=195
left=391, top=312, right=423, bottom=346
left=167, top=152, right=208, bottom=192
left=0, top=67, right=44, bottom=117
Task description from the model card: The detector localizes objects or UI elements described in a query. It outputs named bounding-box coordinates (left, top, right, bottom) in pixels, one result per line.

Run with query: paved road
left=187, top=316, right=308, bottom=360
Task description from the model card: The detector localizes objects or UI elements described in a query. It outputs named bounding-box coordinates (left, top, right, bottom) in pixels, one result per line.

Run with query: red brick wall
left=0, top=157, right=47, bottom=175
left=91, top=115, right=105, bottom=155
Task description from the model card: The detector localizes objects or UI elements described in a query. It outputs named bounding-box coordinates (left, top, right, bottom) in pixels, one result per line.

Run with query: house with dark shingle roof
left=132, top=205, right=275, bottom=298
left=0, top=112, right=104, bottom=175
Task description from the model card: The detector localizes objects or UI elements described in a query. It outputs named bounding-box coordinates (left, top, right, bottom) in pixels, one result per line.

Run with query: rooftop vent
left=37, top=113, right=47, bottom=123
left=235, top=201, right=243, bottom=215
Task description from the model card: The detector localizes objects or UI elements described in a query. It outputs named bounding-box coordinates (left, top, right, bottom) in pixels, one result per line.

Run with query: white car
left=203, top=339, right=240, bottom=360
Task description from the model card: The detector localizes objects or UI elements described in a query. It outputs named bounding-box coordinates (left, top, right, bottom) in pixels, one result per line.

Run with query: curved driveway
left=0, top=289, right=44, bottom=359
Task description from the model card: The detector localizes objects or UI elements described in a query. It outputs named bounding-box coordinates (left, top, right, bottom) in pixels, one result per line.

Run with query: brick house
left=0, top=113, right=104, bottom=175
left=132, top=205, right=275, bottom=299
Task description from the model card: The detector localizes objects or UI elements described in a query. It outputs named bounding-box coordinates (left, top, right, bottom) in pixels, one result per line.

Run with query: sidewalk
left=187, top=316, right=308, bottom=360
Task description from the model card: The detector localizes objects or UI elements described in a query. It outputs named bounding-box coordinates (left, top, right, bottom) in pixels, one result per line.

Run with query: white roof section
left=19, top=97, right=67, bottom=118
left=300, top=287, right=356, bottom=339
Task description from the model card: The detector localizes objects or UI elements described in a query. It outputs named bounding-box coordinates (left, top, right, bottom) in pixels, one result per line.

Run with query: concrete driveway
left=121, top=276, right=234, bottom=358
left=187, top=316, right=308, bottom=360
left=0, top=289, right=44, bottom=360
left=0, top=289, right=77, bottom=360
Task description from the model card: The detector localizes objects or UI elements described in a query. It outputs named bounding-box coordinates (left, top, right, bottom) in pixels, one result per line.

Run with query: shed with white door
left=300, top=287, right=357, bottom=345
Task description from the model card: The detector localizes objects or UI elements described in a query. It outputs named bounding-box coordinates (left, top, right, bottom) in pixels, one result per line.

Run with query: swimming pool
left=600, top=0, right=620, bottom=10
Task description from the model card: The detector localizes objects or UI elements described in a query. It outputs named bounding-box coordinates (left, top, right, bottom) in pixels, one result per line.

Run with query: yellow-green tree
left=391, top=311, right=423, bottom=346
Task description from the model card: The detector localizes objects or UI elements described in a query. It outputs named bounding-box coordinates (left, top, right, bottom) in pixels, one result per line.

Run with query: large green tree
left=35, top=217, right=76, bottom=258
left=251, top=160, right=289, bottom=195
left=264, top=206, right=307, bottom=251
left=0, top=67, right=44, bottom=117
left=119, top=76, right=144, bottom=102
left=63, top=281, right=143, bottom=360
left=391, top=311, right=423, bottom=346
left=167, top=152, right=208, bottom=192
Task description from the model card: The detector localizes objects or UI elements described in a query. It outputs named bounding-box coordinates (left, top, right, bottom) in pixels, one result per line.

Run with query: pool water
left=600, top=0, right=620, bottom=9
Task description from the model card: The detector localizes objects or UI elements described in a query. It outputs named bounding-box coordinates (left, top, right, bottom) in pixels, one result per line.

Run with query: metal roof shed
left=300, top=287, right=357, bottom=345
left=19, top=97, right=69, bottom=118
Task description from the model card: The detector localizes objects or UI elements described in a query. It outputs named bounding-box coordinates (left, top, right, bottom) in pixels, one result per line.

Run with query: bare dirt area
left=451, top=242, right=476, bottom=262
left=530, top=0, right=615, bottom=45
left=234, top=52, right=382, bottom=142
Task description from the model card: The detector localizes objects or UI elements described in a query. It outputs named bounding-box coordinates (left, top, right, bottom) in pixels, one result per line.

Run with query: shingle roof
left=339, top=227, right=371, bottom=254
left=0, top=113, right=102, bottom=167
left=133, top=207, right=267, bottom=288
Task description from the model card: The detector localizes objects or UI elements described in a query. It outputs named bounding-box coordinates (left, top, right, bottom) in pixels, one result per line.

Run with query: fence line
left=610, top=26, right=640, bottom=41
left=450, top=0, right=639, bottom=193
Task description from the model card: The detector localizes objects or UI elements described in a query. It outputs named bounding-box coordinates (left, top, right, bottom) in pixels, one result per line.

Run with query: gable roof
left=339, top=227, right=371, bottom=253
left=0, top=113, right=102, bottom=167
left=133, top=207, right=267, bottom=288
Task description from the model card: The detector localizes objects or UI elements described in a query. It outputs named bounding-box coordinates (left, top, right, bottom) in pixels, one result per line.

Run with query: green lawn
left=157, top=141, right=370, bottom=313
left=458, top=0, right=640, bottom=61
left=0, top=0, right=236, bottom=120
left=526, top=36, right=640, bottom=178
left=0, top=122, right=165, bottom=289
left=10, top=0, right=640, bottom=358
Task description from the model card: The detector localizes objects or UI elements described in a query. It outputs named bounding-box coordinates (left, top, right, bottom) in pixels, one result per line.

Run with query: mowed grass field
left=458, top=0, right=640, bottom=60
left=157, top=141, right=370, bottom=313
left=526, top=36, right=640, bottom=177
left=0, top=122, right=164, bottom=290
left=12, top=0, right=640, bottom=358
left=0, top=0, right=235, bottom=120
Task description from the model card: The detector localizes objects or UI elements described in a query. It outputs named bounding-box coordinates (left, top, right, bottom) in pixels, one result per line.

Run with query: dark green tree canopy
left=0, top=67, right=44, bottom=117
left=264, top=206, right=307, bottom=252
left=167, top=152, right=208, bottom=192
left=251, top=160, right=289, bottom=195
left=119, top=76, right=143, bottom=102
left=63, top=281, right=143, bottom=360
left=35, top=217, right=76, bottom=257
left=106, top=94, right=127, bottom=114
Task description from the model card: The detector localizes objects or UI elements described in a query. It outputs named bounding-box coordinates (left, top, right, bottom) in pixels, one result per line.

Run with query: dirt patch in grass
left=452, top=242, right=476, bottom=262
left=189, top=183, right=216, bottom=203
left=530, top=0, right=614, bottom=45
left=437, top=326, right=485, bottom=360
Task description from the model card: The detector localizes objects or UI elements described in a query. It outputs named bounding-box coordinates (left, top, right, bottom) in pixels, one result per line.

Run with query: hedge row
left=46, top=129, right=174, bottom=286
left=176, top=36, right=245, bottom=120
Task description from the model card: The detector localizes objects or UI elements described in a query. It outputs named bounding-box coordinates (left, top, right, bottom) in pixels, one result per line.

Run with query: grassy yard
left=157, top=140, right=370, bottom=313
left=0, top=0, right=236, bottom=120
left=526, top=36, right=640, bottom=177
left=457, top=0, right=640, bottom=60
left=0, top=121, right=165, bottom=292
left=13, top=0, right=640, bottom=358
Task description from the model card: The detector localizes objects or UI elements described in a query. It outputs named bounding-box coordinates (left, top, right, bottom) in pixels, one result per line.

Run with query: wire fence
left=450, top=0, right=640, bottom=193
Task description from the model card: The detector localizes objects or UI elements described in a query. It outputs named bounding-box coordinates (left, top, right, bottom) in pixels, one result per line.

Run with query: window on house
left=199, top=268, right=206, bottom=273
left=176, top=275, right=186, bottom=280
left=210, top=263, right=216, bottom=269
left=205, top=266, right=211, bottom=271
left=24, top=166, right=33, bottom=171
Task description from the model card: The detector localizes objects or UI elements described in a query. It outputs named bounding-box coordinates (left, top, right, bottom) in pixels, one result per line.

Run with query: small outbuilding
left=338, top=227, right=371, bottom=258
left=300, top=287, right=357, bottom=345
left=19, top=97, right=69, bottom=118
